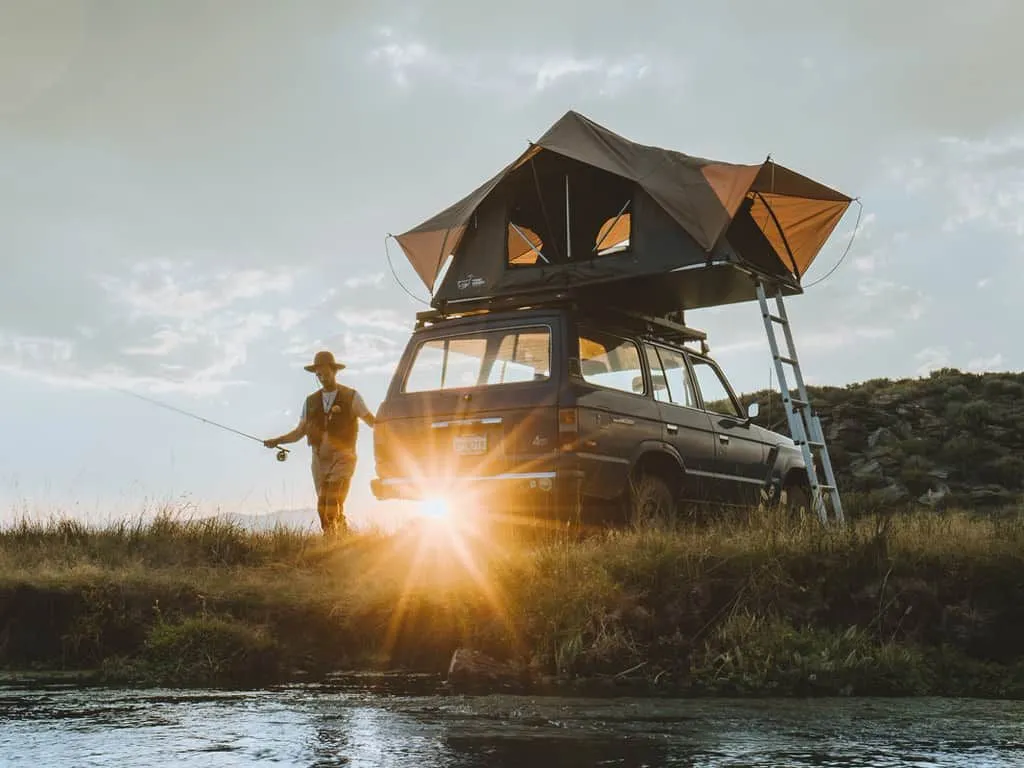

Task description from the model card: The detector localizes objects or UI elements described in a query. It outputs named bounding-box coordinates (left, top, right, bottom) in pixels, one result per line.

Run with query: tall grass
left=2, top=502, right=1023, bottom=695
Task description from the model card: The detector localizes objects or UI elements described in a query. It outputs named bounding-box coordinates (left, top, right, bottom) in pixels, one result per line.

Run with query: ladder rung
left=794, top=440, right=826, bottom=453
left=768, top=313, right=786, bottom=324
left=787, top=398, right=808, bottom=409
left=776, top=356, right=797, bottom=366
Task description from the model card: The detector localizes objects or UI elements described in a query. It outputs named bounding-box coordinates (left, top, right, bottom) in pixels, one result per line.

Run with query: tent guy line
left=802, top=197, right=864, bottom=289
left=384, top=233, right=431, bottom=306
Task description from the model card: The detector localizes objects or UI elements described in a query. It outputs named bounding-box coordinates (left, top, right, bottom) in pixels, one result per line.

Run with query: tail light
left=558, top=407, right=578, bottom=452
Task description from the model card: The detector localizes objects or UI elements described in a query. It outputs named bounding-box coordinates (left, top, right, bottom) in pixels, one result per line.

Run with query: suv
left=370, top=301, right=809, bottom=525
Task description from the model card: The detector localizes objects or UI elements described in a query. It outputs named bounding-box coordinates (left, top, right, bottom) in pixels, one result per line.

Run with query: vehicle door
left=572, top=327, right=663, bottom=501
left=643, top=343, right=719, bottom=503
left=686, top=354, right=772, bottom=504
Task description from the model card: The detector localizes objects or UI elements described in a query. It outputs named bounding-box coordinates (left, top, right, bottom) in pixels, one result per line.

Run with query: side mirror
left=747, top=402, right=760, bottom=420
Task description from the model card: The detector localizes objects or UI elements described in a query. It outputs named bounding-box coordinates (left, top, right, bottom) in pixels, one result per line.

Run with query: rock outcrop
left=744, top=368, right=1024, bottom=509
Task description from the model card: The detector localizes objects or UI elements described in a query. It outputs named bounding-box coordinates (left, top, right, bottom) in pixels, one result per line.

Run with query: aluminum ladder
left=755, top=280, right=844, bottom=525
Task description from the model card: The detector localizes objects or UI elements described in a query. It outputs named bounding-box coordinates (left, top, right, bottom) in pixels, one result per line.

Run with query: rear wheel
left=628, top=471, right=676, bottom=530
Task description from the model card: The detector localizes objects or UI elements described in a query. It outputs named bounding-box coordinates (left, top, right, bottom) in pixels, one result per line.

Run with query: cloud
left=710, top=324, right=893, bottom=362
left=515, top=53, right=653, bottom=95
left=799, top=326, right=895, bottom=352
left=282, top=329, right=403, bottom=376
left=335, top=308, right=410, bottom=335
left=968, top=353, right=1004, bottom=372
left=0, top=255, right=308, bottom=396
left=367, top=28, right=447, bottom=88
left=336, top=331, right=402, bottom=368
left=276, top=308, right=308, bottom=333
left=122, top=327, right=197, bottom=357
left=890, top=133, right=1024, bottom=238
left=0, top=331, right=74, bottom=367
left=914, top=346, right=951, bottom=376
left=98, top=261, right=295, bottom=323
left=344, top=273, right=386, bottom=289
left=365, top=26, right=665, bottom=97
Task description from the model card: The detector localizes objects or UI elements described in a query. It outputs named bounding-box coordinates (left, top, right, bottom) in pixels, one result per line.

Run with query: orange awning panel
left=748, top=193, right=849, bottom=277
left=395, top=226, right=466, bottom=289
left=700, top=163, right=762, bottom=219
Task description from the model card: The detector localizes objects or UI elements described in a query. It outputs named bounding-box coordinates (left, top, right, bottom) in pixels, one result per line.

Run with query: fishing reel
left=275, top=447, right=289, bottom=462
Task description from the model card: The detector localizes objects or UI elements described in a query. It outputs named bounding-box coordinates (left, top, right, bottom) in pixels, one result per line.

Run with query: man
left=264, top=350, right=375, bottom=535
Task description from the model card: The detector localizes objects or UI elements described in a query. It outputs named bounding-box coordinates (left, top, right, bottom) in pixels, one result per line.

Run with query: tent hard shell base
left=427, top=261, right=802, bottom=318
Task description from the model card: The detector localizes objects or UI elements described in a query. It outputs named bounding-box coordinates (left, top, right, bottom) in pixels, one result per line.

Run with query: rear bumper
left=371, top=469, right=584, bottom=504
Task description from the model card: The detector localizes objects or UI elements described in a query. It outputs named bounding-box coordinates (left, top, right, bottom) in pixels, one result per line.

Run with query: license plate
left=453, top=434, right=488, bottom=455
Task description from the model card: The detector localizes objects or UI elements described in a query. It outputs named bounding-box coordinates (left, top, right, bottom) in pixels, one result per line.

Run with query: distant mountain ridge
left=221, top=508, right=321, bottom=532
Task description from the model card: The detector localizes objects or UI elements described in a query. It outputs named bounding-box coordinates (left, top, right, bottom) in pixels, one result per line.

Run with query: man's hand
left=263, top=438, right=279, bottom=449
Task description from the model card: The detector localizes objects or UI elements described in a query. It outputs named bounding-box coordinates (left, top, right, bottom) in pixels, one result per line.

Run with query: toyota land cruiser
left=370, top=299, right=810, bottom=526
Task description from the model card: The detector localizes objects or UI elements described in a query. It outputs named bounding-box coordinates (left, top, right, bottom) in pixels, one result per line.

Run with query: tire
left=628, top=471, right=677, bottom=530
left=780, top=481, right=812, bottom=521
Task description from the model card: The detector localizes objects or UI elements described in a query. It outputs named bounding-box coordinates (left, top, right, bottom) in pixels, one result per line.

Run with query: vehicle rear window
left=402, top=326, right=551, bottom=393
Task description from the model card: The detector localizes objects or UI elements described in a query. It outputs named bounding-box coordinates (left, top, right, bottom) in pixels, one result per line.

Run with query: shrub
left=139, top=615, right=282, bottom=687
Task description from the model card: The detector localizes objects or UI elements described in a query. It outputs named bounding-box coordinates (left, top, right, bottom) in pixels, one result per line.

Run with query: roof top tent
left=392, top=110, right=855, bottom=527
left=394, top=109, right=853, bottom=318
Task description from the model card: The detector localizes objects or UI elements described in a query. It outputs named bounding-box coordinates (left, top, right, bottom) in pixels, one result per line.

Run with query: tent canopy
left=395, top=110, right=853, bottom=313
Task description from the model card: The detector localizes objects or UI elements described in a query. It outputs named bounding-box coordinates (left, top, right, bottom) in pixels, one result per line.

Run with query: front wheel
left=628, top=472, right=676, bottom=530
left=779, top=481, right=812, bottom=521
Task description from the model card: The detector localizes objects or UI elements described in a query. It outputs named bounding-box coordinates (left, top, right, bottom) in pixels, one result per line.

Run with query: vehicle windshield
left=402, top=326, right=552, bottom=393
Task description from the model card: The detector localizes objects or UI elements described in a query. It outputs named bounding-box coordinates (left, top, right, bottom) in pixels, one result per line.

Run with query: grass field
left=2, top=498, right=1023, bottom=696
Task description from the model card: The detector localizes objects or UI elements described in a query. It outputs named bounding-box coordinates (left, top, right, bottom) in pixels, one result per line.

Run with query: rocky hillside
left=743, top=368, right=1024, bottom=509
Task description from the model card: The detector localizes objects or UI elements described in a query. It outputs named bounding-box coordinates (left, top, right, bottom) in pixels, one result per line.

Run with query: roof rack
left=415, top=287, right=708, bottom=348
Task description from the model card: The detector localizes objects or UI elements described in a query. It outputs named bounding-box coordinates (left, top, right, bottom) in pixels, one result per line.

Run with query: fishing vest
left=305, top=386, right=358, bottom=453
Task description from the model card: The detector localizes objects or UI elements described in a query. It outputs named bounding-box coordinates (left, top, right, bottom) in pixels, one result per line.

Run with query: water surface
left=2, top=678, right=1022, bottom=766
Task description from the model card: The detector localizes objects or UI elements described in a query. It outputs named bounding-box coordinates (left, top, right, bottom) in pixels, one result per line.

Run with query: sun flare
left=417, top=496, right=454, bottom=522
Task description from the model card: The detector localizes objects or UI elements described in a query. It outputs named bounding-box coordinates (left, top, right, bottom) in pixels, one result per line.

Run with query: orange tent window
left=595, top=213, right=631, bottom=256
left=508, top=224, right=544, bottom=265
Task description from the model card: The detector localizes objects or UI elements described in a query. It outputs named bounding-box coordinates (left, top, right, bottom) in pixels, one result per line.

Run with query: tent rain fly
left=394, top=110, right=852, bottom=315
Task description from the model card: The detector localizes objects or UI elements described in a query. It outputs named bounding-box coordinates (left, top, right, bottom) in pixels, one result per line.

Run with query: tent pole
left=754, top=191, right=800, bottom=278
left=565, top=175, right=571, bottom=261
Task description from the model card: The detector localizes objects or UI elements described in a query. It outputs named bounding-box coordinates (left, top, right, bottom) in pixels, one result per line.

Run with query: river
left=2, top=676, right=1022, bottom=766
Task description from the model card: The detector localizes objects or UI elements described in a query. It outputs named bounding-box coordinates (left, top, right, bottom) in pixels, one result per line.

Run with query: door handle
left=666, top=424, right=679, bottom=434
left=719, top=434, right=730, bottom=444
left=612, top=417, right=635, bottom=425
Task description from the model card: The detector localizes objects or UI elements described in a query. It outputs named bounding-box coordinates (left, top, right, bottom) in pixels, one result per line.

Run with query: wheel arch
left=628, top=442, right=686, bottom=498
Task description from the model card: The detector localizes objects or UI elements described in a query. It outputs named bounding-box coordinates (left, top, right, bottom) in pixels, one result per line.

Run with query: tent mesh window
left=505, top=152, right=633, bottom=269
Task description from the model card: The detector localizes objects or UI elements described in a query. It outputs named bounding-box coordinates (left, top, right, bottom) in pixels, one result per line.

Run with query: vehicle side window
left=689, top=356, right=741, bottom=417
left=647, top=345, right=698, bottom=408
left=578, top=330, right=644, bottom=395
left=643, top=345, right=671, bottom=403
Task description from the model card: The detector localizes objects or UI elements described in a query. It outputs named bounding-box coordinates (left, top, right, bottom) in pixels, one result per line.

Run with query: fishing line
left=113, top=387, right=290, bottom=462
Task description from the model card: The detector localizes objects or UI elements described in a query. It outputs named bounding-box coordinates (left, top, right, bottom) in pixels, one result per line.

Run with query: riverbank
left=2, top=502, right=1023, bottom=698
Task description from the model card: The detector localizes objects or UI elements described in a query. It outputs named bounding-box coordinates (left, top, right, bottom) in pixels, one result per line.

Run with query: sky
left=1, top=0, right=1022, bottom=527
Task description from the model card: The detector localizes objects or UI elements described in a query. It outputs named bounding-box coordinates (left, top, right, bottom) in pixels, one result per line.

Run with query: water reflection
left=1, top=682, right=1022, bottom=767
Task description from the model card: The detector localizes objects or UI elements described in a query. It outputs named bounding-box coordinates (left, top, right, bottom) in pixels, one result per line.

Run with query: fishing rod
left=114, top=387, right=290, bottom=462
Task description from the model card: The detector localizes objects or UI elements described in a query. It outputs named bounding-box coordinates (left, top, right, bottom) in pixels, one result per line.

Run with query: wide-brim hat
left=303, top=350, right=346, bottom=372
